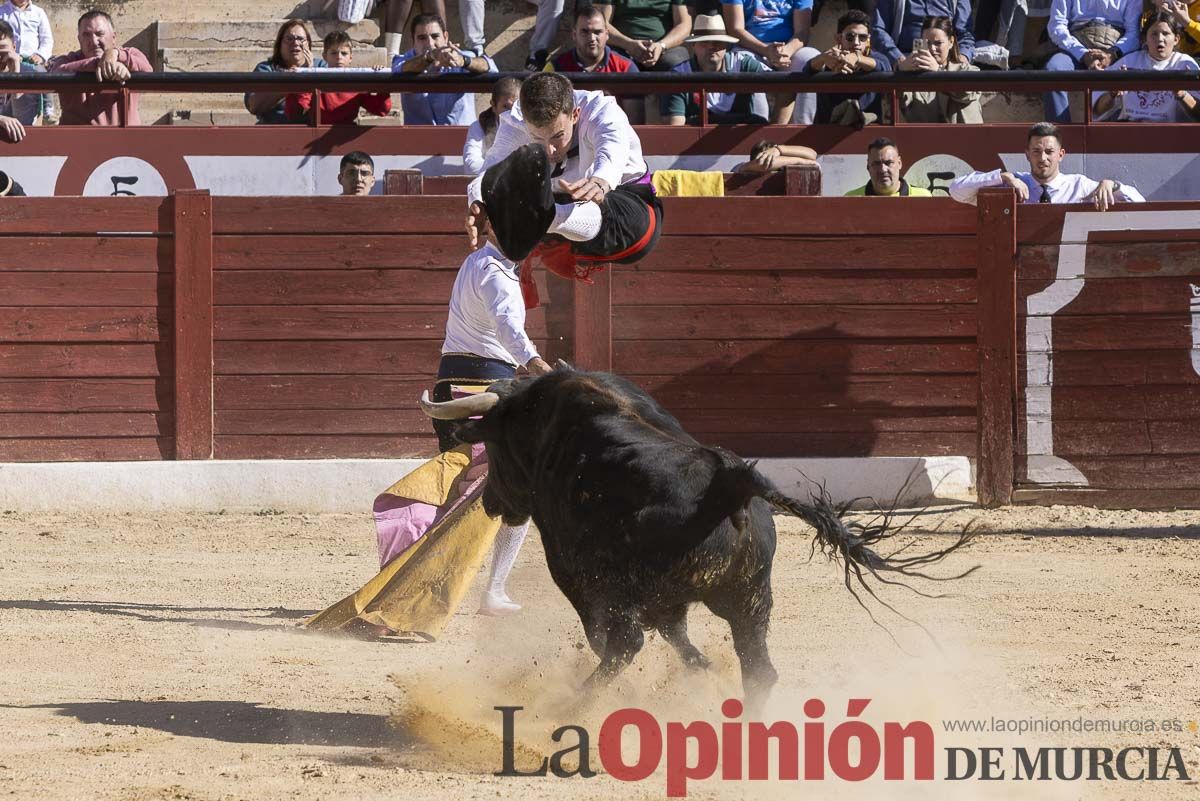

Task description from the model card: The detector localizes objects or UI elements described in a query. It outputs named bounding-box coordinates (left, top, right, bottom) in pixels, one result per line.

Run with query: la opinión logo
left=495, top=699, right=1193, bottom=797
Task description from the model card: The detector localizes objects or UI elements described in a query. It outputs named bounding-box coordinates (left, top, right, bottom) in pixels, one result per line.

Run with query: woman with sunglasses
left=244, top=20, right=328, bottom=125
left=898, top=16, right=983, bottom=123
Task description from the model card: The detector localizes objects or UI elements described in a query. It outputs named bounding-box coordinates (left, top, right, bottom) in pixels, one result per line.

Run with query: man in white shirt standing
left=949, top=122, right=1145, bottom=210
left=465, top=73, right=663, bottom=281
left=433, top=151, right=553, bottom=617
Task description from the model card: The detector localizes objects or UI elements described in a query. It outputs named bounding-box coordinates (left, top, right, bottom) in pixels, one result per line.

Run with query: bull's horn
left=554, top=359, right=574, bottom=371
left=418, top=389, right=499, bottom=420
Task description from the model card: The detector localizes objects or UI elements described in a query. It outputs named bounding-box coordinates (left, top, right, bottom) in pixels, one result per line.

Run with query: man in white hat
left=660, top=14, right=770, bottom=125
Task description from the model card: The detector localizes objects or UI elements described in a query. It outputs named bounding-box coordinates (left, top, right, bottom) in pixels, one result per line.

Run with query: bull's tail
left=754, top=474, right=977, bottom=623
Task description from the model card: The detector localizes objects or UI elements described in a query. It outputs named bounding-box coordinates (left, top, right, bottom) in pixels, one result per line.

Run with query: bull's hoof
left=681, top=651, right=712, bottom=671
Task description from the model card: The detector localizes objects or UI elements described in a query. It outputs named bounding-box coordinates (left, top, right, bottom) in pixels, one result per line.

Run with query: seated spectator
left=464, top=75, right=521, bottom=174
left=804, top=10, right=892, bottom=126
left=661, top=14, right=770, bottom=125
left=49, top=10, right=151, bottom=126
left=286, top=31, right=392, bottom=124
left=0, top=0, right=54, bottom=122
left=1043, top=0, right=1140, bottom=122
left=1154, top=0, right=1200, bottom=54
left=0, top=169, right=24, bottom=195
left=547, top=6, right=643, bottom=121
left=735, top=139, right=818, bottom=172
left=873, top=0, right=975, bottom=67
left=338, top=151, right=376, bottom=195
left=845, top=137, right=931, bottom=195
left=392, top=13, right=496, bottom=125
left=0, top=20, right=36, bottom=141
left=1092, top=11, right=1200, bottom=121
left=594, top=0, right=694, bottom=71
left=721, top=0, right=821, bottom=123
left=335, top=0, right=447, bottom=57
left=898, top=16, right=983, bottom=123
left=245, top=20, right=328, bottom=125
left=950, top=121, right=1145, bottom=208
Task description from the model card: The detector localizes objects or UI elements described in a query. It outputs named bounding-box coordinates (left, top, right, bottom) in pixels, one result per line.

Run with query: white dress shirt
left=1047, top=0, right=1141, bottom=59
left=0, top=1, right=52, bottom=60
left=442, top=242, right=540, bottom=367
left=462, top=119, right=489, bottom=175
left=949, top=169, right=1146, bottom=205
left=467, top=89, right=647, bottom=206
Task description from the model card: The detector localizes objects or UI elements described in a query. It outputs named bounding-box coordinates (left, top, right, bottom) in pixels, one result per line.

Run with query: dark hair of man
left=867, top=136, right=897, bottom=155
left=1141, top=10, right=1183, bottom=39
left=837, top=9, right=871, bottom=32
left=1027, top=121, right=1061, bottom=146
left=411, top=13, right=446, bottom=35
left=480, top=75, right=523, bottom=134
left=271, top=19, right=312, bottom=67
left=0, top=20, right=13, bottom=41
left=78, top=9, right=114, bottom=30
left=575, top=5, right=605, bottom=26
left=520, top=72, right=575, bottom=128
left=340, top=151, right=374, bottom=173
left=920, top=16, right=962, bottom=63
left=323, top=31, right=353, bottom=51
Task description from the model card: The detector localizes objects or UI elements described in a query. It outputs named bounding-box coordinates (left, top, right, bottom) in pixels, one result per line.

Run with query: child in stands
left=0, top=0, right=54, bottom=122
left=285, top=31, right=392, bottom=124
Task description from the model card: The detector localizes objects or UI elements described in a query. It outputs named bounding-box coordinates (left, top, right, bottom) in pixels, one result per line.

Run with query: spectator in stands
left=0, top=20, right=37, bottom=141
left=546, top=6, right=643, bottom=121
left=950, top=121, right=1145, bottom=208
left=245, top=20, right=328, bottom=125
left=1156, top=0, right=1200, bottom=54
left=1092, top=11, right=1200, bottom=121
left=338, top=151, right=377, bottom=195
left=845, top=137, right=931, bottom=195
left=454, top=1, right=564, bottom=68
left=873, top=0, right=974, bottom=67
left=803, top=10, right=892, bottom=126
left=0, top=0, right=54, bottom=123
left=464, top=75, right=521, bottom=174
left=1043, top=0, right=1140, bottom=122
left=735, top=139, right=818, bottom=172
left=286, top=31, right=393, bottom=124
left=49, top=10, right=152, bottom=126
left=661, top=14, right=770, bottom=124
left=721, top=0, right=821, bottom=123
left=898, top=16, right=983, bottom=122
left=335, top=0, right=447, bottom=58
left=0, top=169, right=24, bottom=194
left=393, top=13, right=497, bottom=125
left=594, top=0, right=694, bottom=71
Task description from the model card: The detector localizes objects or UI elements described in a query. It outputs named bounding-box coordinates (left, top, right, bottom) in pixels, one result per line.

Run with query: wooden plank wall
left=0, top=199, right=173, bottom=460
left=1015, top=206, right=1200, bottom=506
left=609, top=198, right=980, bottom=458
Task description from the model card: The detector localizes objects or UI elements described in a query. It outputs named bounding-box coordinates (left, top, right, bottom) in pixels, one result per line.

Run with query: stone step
left=158, top=46, right=391, bottom=72
left=154, top=19, right=382, bottom=50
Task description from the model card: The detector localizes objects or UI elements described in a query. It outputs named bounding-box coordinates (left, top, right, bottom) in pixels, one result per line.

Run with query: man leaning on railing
left=48, top=9, right=149, bottom=126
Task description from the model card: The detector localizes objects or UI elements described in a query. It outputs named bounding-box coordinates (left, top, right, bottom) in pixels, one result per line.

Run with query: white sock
left=384, top=32, right=403, bottom=57
left=548, top=201, right=602, bottom=242
left=487, top=522, right=529, bottom=599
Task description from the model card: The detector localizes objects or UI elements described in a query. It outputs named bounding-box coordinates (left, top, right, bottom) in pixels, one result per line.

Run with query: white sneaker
left=478, top=591, right=521, bottom=616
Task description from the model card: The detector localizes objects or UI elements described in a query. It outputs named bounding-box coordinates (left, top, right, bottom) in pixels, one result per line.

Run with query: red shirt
left=549, top=46, right=640, bottom=74
left=285, top=90, right=392, bottom=124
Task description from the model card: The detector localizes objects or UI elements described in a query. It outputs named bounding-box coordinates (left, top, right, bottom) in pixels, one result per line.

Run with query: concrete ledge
left=0, top=457, right=974, bottom=514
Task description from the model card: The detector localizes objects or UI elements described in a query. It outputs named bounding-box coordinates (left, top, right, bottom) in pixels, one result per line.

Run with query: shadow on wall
left=9, top=699, right=408, bottom=747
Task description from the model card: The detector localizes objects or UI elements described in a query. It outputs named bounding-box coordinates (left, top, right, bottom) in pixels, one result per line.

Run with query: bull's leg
left=705, top=582, right=778, bottom=714
left=582, top=615, right=644, bottom=692
left=656, top=606, right=711, bottom=671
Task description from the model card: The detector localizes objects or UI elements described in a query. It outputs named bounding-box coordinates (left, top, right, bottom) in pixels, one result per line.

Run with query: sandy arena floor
left=0, top=504, right=1198, bottom=800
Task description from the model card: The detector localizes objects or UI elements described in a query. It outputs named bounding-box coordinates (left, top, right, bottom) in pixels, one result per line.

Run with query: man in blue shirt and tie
left=392, top=13, right=496, bottom=125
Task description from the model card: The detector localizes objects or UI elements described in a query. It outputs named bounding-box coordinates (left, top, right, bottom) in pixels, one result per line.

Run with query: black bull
left=420, top=367, right=972, bottom=708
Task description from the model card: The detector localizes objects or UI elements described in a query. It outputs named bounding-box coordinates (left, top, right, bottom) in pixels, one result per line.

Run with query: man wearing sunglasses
left=802, top=9, right=891, bottom=125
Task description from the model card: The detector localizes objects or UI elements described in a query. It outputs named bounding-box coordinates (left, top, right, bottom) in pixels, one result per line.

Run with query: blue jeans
left=1043, top=51, right=1081, bottom=123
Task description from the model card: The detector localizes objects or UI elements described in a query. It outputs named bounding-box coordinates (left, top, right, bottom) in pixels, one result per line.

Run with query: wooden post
left=173, top=190, right=214, bottom=459
left=384, top=169, right=424, bottom=195
left=975, top=188, right=1017, bottom=506
left=572, top=270, right=612, bottom=371
left=783, top=164, right=822, bottom=196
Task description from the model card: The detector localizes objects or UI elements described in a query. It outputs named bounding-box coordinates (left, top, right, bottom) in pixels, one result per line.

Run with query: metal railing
left=2, top=69, right=1196, bottom=126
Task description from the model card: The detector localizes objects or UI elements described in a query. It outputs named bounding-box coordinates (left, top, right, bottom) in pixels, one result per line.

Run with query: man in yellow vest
left=844, top=137, right=932, bottom=196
